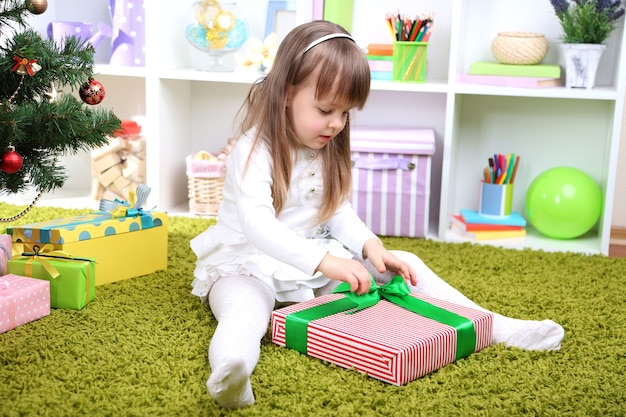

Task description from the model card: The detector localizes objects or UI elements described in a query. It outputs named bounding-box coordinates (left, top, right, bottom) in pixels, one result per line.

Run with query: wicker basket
left=186, top=153, right=226, bottom=216
left=491, top=32, right=549, bottom=65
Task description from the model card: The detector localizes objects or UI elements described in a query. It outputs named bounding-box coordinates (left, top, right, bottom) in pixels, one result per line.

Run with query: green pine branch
left=0, top=1, right=121, bottom=195
left=0, top=0, right=30, bottom=29
left=0, top=29, right=97, bottom=101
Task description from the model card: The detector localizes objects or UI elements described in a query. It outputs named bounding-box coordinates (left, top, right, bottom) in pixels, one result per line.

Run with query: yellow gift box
left=8, top=211, right=167, bottom=286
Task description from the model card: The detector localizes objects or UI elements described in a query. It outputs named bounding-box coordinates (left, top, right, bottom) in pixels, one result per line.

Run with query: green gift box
left=8, top=246, right=95, bottom=310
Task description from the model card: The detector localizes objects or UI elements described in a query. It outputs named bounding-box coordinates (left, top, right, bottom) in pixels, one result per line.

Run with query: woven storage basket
left=186, top=154, right=226, bottom=216
left=491, top=32, right=549, bottom=65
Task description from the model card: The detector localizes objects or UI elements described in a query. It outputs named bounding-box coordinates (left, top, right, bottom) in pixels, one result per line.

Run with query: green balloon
left=525, top=167, right=603, bottom=239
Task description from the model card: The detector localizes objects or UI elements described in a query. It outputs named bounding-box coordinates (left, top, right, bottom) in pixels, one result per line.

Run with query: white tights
left=205, top=250, right=564, bottom=408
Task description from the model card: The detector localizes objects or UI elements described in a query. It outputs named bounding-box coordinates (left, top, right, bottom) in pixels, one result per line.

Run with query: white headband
left=303, top=33, right=355, bottom=54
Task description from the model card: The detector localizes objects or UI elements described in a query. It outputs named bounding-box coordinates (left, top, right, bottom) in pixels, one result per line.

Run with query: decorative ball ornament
left=28, top=0, right=48, bottom=15
left=0, top=146, right=24, bottom=174
left=79, top=78, right=106, bottom=105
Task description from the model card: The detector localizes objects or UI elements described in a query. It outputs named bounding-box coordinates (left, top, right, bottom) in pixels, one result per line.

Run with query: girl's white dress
left=191, top=133, right=378, bottom=303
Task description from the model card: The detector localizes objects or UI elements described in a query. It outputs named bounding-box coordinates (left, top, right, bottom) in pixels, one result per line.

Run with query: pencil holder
left=392, top=41, right=428, bottom=83
left=479, top=182, right=514, bottom=217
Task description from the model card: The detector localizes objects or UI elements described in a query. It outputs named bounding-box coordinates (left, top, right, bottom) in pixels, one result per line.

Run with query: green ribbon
left=285, top=276, right=477, bottom=361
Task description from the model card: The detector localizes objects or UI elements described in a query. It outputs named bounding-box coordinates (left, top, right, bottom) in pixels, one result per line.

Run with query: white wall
left=613, top=92, right=626, bottom=227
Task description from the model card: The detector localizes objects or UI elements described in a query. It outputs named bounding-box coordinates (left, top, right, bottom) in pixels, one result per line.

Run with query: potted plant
left=549, top=0, right=625, bottom=88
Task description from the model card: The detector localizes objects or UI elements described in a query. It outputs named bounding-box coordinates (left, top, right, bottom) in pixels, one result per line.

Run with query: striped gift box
left=271, top=293, right=492, bottom=386
left=350, top=128, right=435, bottom=237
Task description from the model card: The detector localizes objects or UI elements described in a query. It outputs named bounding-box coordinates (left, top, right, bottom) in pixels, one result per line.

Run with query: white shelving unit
left=19, top=0, right=625, bottom=255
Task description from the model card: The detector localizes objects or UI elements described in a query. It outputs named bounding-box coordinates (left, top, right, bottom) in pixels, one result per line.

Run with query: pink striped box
left=350, top=128, right=435, bottom=237
left=271, top=293, right=492, bottom=386
left=0, top=274, right=50, bottom=334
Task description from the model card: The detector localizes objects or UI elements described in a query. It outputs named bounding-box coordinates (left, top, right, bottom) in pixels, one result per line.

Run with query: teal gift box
left=271, top=277, right=493, bottom=385
left=8, top=247, right=95, bottom=310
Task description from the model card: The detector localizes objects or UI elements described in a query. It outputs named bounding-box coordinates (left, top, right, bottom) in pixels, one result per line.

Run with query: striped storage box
left=271, top=293, right=492, bottom=386
left=350, top=128, right=435, bottom=237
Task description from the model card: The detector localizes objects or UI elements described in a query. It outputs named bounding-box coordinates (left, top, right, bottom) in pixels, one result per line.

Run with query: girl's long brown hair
left=235, top=20, right=371, bottom=223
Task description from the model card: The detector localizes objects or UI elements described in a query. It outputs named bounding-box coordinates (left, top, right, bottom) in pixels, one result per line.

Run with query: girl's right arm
left=316, top=253, right=372, bottom=295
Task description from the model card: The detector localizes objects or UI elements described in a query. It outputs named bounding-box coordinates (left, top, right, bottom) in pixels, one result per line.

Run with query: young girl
left=191, top=20, right=564, bottom=409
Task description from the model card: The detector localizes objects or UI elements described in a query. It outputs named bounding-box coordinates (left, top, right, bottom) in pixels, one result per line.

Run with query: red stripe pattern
left=271, top=293, right=493, bottom=386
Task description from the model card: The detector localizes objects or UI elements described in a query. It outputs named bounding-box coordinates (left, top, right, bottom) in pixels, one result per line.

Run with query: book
left=366, top=43, right=393, bottom=56
left=450, top=214, right=523, bottom=232
left=458, top=73, right=562, bottom=88
left=366, top=55, right=394, bottom=61
left=368, top=59, right=393, bottom=72
left=460, top=209, right=527, bottom=227
left=371, top=71, right=392, bottom=81
left=469, top=61, right=561, bottom=79
left=323, top=0, right=354, bottom=32
left=450, top=225, right=527, bottom=241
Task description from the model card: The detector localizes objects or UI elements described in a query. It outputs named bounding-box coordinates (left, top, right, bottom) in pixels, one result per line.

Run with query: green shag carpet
left=1, top=203, right=625, bottom=417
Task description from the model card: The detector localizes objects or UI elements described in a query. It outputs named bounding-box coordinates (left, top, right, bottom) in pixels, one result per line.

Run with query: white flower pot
left=559, top=43, right=606, bottom=89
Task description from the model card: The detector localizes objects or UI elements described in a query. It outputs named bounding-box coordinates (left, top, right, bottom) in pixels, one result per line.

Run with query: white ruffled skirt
left=190, top=224, right=355, bottom=303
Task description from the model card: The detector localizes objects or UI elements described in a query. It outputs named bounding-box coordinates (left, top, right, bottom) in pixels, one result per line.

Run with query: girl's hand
left=316, top=254, right=372, bottom=295
left=363, top=239, right=417, bottom=286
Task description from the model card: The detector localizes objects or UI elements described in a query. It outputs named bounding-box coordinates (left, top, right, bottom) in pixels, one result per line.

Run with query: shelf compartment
left=442, top=94, right=614, bottom=254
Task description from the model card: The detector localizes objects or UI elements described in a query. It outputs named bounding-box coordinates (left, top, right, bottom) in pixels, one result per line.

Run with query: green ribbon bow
left=285, top=275, right=477, bottom=361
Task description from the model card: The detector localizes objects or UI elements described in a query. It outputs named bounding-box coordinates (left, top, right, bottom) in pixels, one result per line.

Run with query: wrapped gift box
left=350, top=127, right=435, bottom=237
left=8, top=252, right=95, bottom=310
left=272, top=287, right=492, bottom=386
left=0, top=274, right=50, bottom=333
left=1, top=234, right=11, bottom=276
left=7, top=211, right=167, bottom=286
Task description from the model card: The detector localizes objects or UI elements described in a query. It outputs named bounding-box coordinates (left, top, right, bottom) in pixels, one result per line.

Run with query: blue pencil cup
left=479, top=182, right=514, bottom=217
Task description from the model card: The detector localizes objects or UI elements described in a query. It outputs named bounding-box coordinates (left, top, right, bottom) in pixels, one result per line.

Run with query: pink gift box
left=271, top=293, right=492, bottom=386
left=350, top=127, right=435, bottom=237
left=0, top=234, right=11, bottom=275
left=0, top=274, right=50, bottom=334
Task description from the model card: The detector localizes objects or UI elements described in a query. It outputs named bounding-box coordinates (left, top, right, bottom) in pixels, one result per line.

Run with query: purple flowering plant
left=549, top=0, right=625, bottom=43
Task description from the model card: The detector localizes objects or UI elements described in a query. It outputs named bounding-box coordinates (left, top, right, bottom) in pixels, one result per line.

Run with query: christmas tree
left=0, top=0, right=121, bottom=216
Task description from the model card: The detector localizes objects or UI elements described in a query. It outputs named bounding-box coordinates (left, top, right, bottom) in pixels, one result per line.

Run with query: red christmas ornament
left=79, top=78, right=106, bottom=105
left=0, top=146, right=24, bottom=174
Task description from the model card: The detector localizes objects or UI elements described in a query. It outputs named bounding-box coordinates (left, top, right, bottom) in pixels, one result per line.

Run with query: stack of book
left=459, top=61, right=562, bottom=89
left=449, top=209, right=527, bottom=241
left=366, top=43, right=393, bottom=81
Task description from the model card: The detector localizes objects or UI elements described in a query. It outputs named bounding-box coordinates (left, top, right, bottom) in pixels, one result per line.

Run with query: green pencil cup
left=392, top=41, right=428, bottom=83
